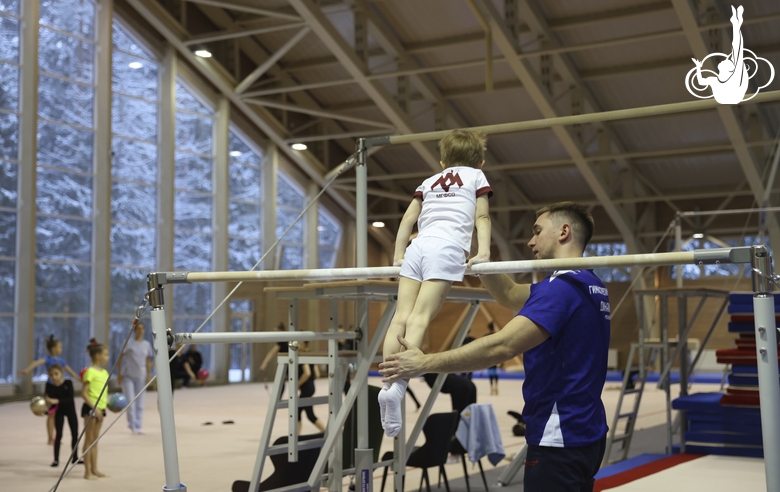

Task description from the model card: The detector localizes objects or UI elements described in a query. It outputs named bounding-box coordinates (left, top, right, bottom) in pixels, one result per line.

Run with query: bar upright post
left=148, top=273, right=186, bottom=491
left=356, top=138, right=368, bottom=268
left=751, top=246, right=780, bottom=492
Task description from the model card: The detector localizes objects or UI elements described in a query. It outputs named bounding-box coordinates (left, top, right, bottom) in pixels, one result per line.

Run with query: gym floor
left=0, top=376, right=765, bottom=491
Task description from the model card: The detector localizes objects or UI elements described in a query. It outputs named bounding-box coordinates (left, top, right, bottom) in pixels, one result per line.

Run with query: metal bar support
left=288, top=299, right=300, bottom=462
left=148, top=272, right=186, bottom=491
left=751, top=246, right=780, bottom=492
left=248, top=363, right=287, bottom=492
left=307, top=299, right=398, bottom=488
left=356, top=139, right=368, bottom=268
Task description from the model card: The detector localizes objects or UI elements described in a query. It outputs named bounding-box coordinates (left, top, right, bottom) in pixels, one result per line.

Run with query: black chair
left=232, top=433, right=323, bottom=492
left=380, top=412, right=460, bottom=492
left=448, top=436, right=489, bottom=492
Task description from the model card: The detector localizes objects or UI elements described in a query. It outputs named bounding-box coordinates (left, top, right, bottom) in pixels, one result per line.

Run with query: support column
left=212, top=97, right=230, bottom=381
left=15, top=0, right=40, bottom=395
left=158, top=47, right=176, bottom=329
left=263, top=145, right=279, bottom=271
left=306, top=181, right=320, bottom=335
left=91, top=0, right=113, bottom=345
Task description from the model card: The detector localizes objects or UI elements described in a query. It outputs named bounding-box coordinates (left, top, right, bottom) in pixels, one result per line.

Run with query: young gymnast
left=44, top=364, right=79, bottom=467
left=18, top=335, right=79, bottom=444
left=81, top=339, right=110, bottom=480
left=379, top=129, right=492, bottom=437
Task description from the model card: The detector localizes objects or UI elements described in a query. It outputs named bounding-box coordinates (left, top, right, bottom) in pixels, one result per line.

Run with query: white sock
left=382, top=380, right=408, bottom=438
left=378, top=383, right=391, bottom=427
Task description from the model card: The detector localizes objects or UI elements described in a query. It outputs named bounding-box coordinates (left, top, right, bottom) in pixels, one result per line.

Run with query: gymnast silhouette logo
left=685, top=5, right=774, bottom=104
left=431, top=171, right=463, bottom=192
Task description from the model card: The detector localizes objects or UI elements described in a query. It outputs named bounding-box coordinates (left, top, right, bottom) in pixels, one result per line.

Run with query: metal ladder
left=602, top=342, right=665, bottom=465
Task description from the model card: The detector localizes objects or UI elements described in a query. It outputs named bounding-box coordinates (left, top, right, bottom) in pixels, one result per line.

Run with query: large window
left=174, top=81, right=214, bottom=370
left=228, top=131, right=263, bottom=271
left=276, top=173, right=305, bottom=269
left=33, top=0, right=96, bottom=379
left=109, top=21, right=159, bottom=365
left=0, top=0, right=20, bottom=382
left=318, top=207, right=342, bottom=269
left=584, top=243, right=631, bottom=283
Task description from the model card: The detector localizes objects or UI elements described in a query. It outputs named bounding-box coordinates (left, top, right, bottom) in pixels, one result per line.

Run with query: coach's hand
left=379, top=336, right=426, bottom=383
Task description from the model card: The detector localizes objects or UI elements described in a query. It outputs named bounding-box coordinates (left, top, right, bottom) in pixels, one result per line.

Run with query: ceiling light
left=229, top=150, right=242, bottom=157
left=692, top=233, right=704, bottom=239
left=317, top=226, right=325, bottom=232
left=372, top=221, right=385, bottom=228
left=291, top=143, right=307, bottom=151
left=128, top=61, right=143, bottom=69
left=194, top=49, right=212, bottom=58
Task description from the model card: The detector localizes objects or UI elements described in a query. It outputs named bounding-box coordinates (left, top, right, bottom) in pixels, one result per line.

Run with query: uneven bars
left=174, top=330, right=356, bottom=345
left=156, top=247, right=754, bottom=284
left=678, top=206, right=780, bottom=218
left=362, top=90, right=780, bottom=147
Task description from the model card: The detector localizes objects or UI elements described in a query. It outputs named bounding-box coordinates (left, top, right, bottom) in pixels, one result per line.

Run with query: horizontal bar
left=370, top=91, right=780, bottom=147
left=266, top=439, right=326, bottom=456
left=277, top=396, right=329, bottom=409
left=161, top=248, right=751, bottom=284
left=679, top=206, right=780, bottom=218
left=173, top=331, right=356, bottom=344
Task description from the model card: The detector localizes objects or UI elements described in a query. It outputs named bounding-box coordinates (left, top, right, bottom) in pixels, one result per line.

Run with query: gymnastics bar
left=173, top=330, right=356, bottom=345
left=361, top=90, right=780, bottom=147
left=147, top=245, right=779, bottom=492
left=154, top=247, right=751, bottom=285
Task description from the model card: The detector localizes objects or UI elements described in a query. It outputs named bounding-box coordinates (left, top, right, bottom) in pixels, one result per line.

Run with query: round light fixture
left=194, top=49, right=212, bottom=58
left=317, top=226, right=325, bottom=232
left=291, top=143, right=308, bottom=151
left=229, top=150, right=242, bottom=157
left=372, top=221, right=386, bottom=228
left=128, top=61, right=143, bottom=69
left=692, top=233, right=704, bottom=239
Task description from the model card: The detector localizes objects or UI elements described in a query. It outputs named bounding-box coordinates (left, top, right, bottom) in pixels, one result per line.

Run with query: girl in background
left=44, top=364, right=79, bottom=467
left=81, top=339, right=109, bottom=480
left=18, top=335, right=79, bottom=444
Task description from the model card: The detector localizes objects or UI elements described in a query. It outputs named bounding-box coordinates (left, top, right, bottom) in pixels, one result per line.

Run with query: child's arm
left=44, top=386, right=59, bottom=406
left=259, top=345, right=280, bottom=371
left=393, top=197, right=422, bottom=265
left=467, top=195, right=491, bottom=267
left=18, top=358, right=45, bottom=375
left=64, top=365, right=79, bottom=380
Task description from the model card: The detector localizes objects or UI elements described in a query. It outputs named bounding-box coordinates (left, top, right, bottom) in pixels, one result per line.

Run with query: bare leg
left=382, top=277, right=422, bottom=359
left=382, top=280, right=452, bottom=437
left=83, top=421, right=96, bottom=480
left=92, top=419, right=107, bottom=477
left=379, top=277, right=420, bottom=428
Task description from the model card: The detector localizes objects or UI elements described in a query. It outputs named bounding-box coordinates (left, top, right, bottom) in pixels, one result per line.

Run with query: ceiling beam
left=670, top=0, right=780, bottom=249
left=183, top=21, right=306, bottom=46
left=234, top=26, right=310, bottom=94
left=183, top=0, right=302, bottom=21
left=243, top=98, right=395, bottom=129
left=124, top=0, right=361, bottom=216
left=286, top=0, right=441, bottom=171
left=468, top=0, right=640, bottom=252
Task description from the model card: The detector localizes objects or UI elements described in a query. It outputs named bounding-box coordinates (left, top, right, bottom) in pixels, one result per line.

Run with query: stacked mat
left=718, top=292, right=780, bottom=407
left=671, top=292, right=777, bottom=458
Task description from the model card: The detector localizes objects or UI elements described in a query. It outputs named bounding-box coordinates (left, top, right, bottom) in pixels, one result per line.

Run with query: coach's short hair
left=535, top=202, right=595, bottom=249
left=438, top=129, right=486, bottom=168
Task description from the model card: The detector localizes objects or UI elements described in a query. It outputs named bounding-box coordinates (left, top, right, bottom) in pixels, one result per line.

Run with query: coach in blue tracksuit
left=380, top=201, right=610, bottom=492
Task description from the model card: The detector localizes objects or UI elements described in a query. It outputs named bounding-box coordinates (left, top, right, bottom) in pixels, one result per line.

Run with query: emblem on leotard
left=431, top=171, right=463, bottom=192
left=685, top=5, right=774, bottom=104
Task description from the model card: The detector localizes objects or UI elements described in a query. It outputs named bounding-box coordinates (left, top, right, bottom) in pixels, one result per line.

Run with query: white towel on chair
left=456, top=403, right=506, bottom=466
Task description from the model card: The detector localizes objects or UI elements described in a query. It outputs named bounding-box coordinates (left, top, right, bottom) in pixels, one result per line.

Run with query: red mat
left=594, top=454, right=704, bottom=491
left=720, top=394, right=761, bottom=407
left=730, top=314, right=780, bottom=323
